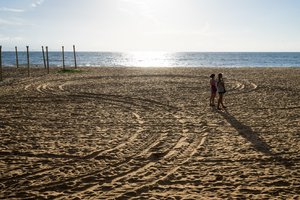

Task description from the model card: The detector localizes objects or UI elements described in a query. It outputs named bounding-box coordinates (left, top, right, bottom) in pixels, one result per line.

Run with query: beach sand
left=0, top=67, right=300, bottom=199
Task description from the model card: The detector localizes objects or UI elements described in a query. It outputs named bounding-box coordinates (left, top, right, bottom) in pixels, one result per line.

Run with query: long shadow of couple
left=217, top=109, right=293, bottom=167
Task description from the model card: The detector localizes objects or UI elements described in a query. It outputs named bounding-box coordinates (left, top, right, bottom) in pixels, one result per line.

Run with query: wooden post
left=0, top=46, right=2, bottom=81
left=73, top=45, right=77, bottom=68
left=42, top=46, right=46, bottom=69
left=46, top=46, right=49, bottom=74
left=15, top=46, right=19, bottom=68
left=26, top=46, right=30, bottom=77
left=62, top=46, right=65, bottom=70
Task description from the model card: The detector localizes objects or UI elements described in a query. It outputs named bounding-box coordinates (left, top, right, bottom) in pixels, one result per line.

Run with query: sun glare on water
left=124, top=51, right=174, bottom=67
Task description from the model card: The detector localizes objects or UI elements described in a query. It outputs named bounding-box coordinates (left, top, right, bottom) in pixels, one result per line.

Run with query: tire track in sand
left=72, top=113, right=210, bottom=199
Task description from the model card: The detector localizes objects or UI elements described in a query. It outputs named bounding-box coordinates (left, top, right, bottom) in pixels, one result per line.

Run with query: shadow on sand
left=217, top=109, right=293, bottom=167
left=218, top=109, right=272, bottom=155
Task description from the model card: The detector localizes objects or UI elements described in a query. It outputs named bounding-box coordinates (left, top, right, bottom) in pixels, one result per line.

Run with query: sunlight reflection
left=122, top=51, right=174, bottom=67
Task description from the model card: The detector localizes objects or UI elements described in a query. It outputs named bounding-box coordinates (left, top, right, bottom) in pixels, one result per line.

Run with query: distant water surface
left=2, top=52, right=300, bottom=67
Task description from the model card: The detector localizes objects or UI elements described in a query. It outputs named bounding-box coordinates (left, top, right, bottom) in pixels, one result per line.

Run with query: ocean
left=1, top=52, right=300, bottom=68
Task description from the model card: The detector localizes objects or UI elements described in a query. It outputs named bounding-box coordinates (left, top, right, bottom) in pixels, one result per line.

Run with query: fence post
left=15, top=46, right=19, bottom=68
left=42, top=46, right=46, bottom=69
left=62, top=46, right=65, bottom=70
left=46, top=46, right=49, bottom=74
left=26, top=46, right=30, bottom=77
left=0, top=46, right=2, bottom=81
left=73, top=45, right=77, bottom=68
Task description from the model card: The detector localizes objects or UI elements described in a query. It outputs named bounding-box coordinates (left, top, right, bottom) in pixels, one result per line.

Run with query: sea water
left=1, top=52, right=300, bottom=67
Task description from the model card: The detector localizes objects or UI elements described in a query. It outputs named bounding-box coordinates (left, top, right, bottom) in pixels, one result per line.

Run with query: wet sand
left=0, top=67, right=300, bottom=199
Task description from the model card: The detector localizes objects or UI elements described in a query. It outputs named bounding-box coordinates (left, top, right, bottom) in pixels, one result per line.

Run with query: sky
left=0, top=0, right=300, bottom=52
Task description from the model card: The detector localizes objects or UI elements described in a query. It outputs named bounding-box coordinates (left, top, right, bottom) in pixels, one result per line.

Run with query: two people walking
left=210, top=73, right=227, bottom=110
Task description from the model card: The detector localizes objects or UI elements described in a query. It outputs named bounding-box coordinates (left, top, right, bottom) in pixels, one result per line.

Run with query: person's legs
left=217, top=93, right=223, bottom=109
left=210, top=93, right=216, bottom=106
left=221, top=94, right=226, bottom=108
left=218, top=93, right=227, bottom=109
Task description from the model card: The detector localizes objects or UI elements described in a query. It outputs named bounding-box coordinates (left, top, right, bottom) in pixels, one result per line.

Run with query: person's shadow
left=217, top=109, right=293, bottom=167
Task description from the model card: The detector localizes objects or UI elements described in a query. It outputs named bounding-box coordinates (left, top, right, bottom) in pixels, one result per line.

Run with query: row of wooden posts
left=0, top=45, right=78, bottom=81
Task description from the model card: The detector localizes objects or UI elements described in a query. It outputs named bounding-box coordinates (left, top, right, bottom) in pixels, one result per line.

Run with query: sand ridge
left=0, top=67, right=300, bottom=199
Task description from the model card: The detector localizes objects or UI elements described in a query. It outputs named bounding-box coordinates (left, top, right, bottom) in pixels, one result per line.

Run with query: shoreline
left=1, top=51, right=300, bottom=68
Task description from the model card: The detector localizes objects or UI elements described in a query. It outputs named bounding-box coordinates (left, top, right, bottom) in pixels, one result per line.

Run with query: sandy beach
left=0, top=66, right=299, bottom=199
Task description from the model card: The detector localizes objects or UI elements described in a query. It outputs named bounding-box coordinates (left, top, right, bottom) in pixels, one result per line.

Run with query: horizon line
left=1, top=50, right=300, bottom=53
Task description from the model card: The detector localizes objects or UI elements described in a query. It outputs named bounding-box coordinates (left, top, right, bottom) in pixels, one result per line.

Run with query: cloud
left=0, top=7, right=25, bottom=13
left=0, top=17, right=30, bottom=26
left=0, top=34, right=23, bottom=42
left=0, top=18, right=17, bottom=26
left=0, top=1, right=45, bottom=13
left=31, top=0, right=45, bottom=8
